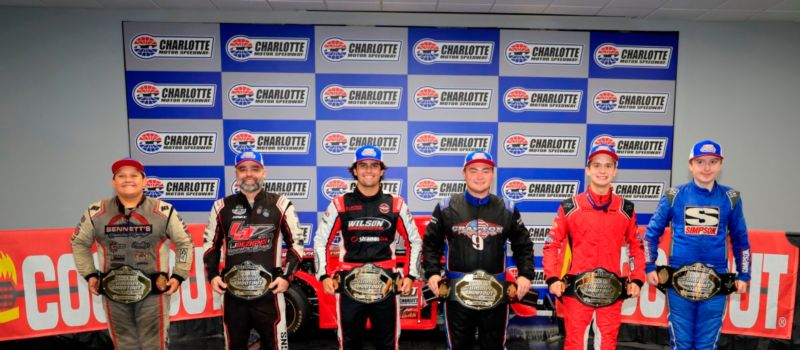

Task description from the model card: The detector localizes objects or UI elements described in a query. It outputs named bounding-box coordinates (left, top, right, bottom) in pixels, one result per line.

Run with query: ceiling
left=2, top=0, right=800, bottom=22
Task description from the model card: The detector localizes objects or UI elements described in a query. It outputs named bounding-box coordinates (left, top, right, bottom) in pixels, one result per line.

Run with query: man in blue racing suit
left=644, top=140, right=751, bottom=350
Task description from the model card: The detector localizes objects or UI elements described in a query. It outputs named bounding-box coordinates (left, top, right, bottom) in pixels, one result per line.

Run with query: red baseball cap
left=111, top=158, right=145, bottom=175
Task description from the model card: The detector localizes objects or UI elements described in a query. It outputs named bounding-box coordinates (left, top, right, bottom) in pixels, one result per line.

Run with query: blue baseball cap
left=587, top=144, right=619, bottom=163
left=463, top=150, right=495, bottom=168
left=235, top=149, right=264, bottom=167
left=690, top=140, right=723, bottom=160
left=353, top=145, right=383, bottom=164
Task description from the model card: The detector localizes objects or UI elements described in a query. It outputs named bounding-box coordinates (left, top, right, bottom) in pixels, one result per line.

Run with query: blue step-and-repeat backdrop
left=124, top=22, right=678, bottom=289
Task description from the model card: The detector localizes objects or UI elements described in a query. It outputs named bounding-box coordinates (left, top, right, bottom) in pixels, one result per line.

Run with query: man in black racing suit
left=422, top=150, right=535, bottom=350
left=203, top=149, right=305, bottom=350
left=313, top=145, right=422, bottom=350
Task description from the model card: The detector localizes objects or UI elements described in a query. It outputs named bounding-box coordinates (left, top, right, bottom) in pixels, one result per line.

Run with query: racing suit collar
left=464, top=190, right=490, bottom=207
left=690, top=179, right=718, bottom=195
left=114, top=195, right=146, bottom=214
left=353, top=186, right=382, bottom=201
left=236, top=189, right=266, bottom=208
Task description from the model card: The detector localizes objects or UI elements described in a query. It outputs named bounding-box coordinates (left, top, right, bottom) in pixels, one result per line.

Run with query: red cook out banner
left=0, top=225, right=796, bottom=341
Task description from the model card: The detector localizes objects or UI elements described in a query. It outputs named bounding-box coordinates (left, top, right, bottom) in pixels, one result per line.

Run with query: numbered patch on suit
left=683, top=206, right=720, bottom=235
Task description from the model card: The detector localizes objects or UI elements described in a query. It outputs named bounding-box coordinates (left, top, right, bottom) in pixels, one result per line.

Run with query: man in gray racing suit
left=71, top=158, right=194, bottom=350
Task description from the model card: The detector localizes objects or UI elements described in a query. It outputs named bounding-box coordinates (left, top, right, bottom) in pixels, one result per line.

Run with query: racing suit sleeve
left=728, top=194, right=751, bottom=282
left=625, top=207, right=646, bottom=285
left=313, top=200, right=342, bottom=280
left=422, top=203, right=446, bottom=280
left=166, top=207, right=194, bottom=282
left=70, top=205, right=99, bottom=280
left=202, top=199, right=225, bottom=281
left=277, top=195, right=305, bottom=279
left=644, top=194, right=673, bottom=273
left=542, top=205, right=569, bottom=286
left=509, top=207, right=536, bottom=281
left=395, top=197, right=422, bottom=279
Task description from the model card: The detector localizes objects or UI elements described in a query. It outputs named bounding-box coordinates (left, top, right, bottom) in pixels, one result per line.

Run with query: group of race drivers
left=70, top=139, right=751, bottom=350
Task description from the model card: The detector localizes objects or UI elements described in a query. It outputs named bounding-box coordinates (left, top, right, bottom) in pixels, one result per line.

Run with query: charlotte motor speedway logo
left=132, top=82, right=216, bottom=108
left=593, top=90, right=668, bottom=113
left=504, top=134, right=580, bottom=157
left=226, top=36, right=309, bottom=61
left=414, top=87, right=491, bottom=110
left=412, top=132, right=492, bottom=157
left=228, top=130, right=310, bottom=154
left=136, top=131, right=216, bottom=154
left=413, top=179, right=466, bottom=201
left=228, top=84, right=309, bottom=108
left=594, top=43, right=672, bottom=69
left=321, top=38, right=401, bottom=62
left=320, top=85, right=402, bottom=110
left=502, top=179, right=579, bottom=202
left=322, top=132, right=401, bottom=155
left=131, top=34, right=213, bottom=59
left=321, top=177, right=402, bottom=200
left=505, top=42, right=582, bottom=65
left=143, top=177, right=219, bottom=200
left=413, top=39, right=493, bottom=64
left=504, top=88, right=582, bottom=112
left=591, top=135, right=668, bottom=159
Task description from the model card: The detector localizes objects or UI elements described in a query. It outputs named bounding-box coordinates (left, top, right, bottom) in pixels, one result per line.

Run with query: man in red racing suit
left=543, top=144, right=645, bottom=350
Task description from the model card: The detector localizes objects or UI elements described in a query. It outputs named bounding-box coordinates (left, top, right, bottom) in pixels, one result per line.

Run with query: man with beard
left=203, top=149, right=305, bottom=350
left=423, top=151, right=535, bottom=350
left=313, top=145, right=422, bottom=350
left=542, top=144, right=644, bottom=350
left=71, top=158, right=194, bottom=350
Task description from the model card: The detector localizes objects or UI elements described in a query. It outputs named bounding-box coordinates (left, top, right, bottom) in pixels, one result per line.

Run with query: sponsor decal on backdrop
left=504, top=88, right=582, bottom=112
left=504, top=135, right=580, bottom=157
left=593, top=90, right=668, bottom=113
left=502, top=179, right=579, bottom=202
left=228, top=85, right=309, bottom=108
left=413, top=39, right=493, bottom=64
left=612, top=182, right=664, bottom=201
left=594, top=44, right=672, bottom=69
left=412, top=132, right=492, bottom=157
left=320, top=85, right=402, bottom=110
left=132, top=82, right=216, bottom=108
left=321, top=38, right=401, bottom=62
left=228, top=130, right=310, bottom=154
left=136, top=131, right=216, bottom=154
left=131, top=34, right=214, bottom=59
left=413, top=87, right=491, bottom=110
left=144, top=177, right=218, bottom=200
left=226, top=36, right=309, bottom=61
left=413, top=179, right=466, bottom=201
left=592, top=135, right=668, bottom=159
left=505, top=42, right=583, bottom=65
left=322, top=132, right=401, bottom=155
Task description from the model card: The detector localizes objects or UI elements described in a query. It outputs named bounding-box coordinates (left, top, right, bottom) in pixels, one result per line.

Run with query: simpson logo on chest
left=683, top=206, right=720, bottom=235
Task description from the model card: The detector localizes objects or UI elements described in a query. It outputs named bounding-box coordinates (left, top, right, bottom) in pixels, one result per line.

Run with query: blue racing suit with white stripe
left=644, top=181, right=751, bottom=350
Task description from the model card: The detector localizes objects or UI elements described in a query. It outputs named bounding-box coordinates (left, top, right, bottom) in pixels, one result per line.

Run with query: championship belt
left=100, top=265, right=167, bottom=304
left=656, top=263, right=737, bottom=301
left=340, top=263, right=395, bottom=304
left=444, top=271, right=506, bottom=310
left=223, top=261, right=275, bottom=300
left=563, top=268, right=628, bottom=307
